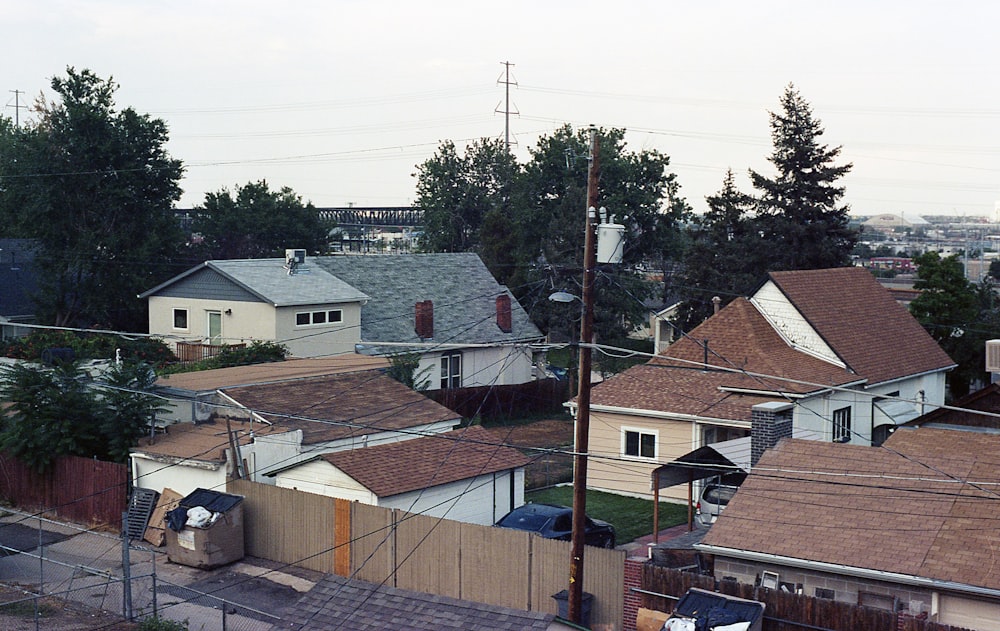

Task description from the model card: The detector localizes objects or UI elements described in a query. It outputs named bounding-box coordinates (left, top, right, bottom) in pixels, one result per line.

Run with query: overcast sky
left=7, top=1, right=1000, bottom=218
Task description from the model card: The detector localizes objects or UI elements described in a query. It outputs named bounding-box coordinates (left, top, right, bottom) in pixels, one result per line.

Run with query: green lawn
left=526, top=486, right=689, bottom=546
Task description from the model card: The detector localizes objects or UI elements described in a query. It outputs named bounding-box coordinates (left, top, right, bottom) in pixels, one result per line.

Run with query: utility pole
left=495, top=61, right=518, bottom=151
left=568, top=126, right=599, bottom=624
left=9, top=90, right=27, bottom=128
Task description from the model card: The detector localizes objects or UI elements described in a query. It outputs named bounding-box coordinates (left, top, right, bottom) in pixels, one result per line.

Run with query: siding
left=752, top=281, right=843, bottom=367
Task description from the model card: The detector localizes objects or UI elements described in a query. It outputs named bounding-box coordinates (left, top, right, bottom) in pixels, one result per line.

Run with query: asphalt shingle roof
left=221, top=370, right=460, bottom=445
left=319, top=425, right=530, bottom=497
left=140, top=258, right=370, bottom=306
left=284, top=574, right=557, bottom=630
left=700, top=429, right=1000, bottom=591
left=767, top=267, right=955, bottom=385
left=314, top=253, right=542, bottom=347
left=590, top=298, right=859, bottom=418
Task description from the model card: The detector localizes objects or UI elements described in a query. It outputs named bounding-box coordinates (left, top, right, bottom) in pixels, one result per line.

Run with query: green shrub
left=0, top=331, right=176, bottom=369
left=139, top=616, right=188, bottom=631
left=159, top=340, right=288, bottom=375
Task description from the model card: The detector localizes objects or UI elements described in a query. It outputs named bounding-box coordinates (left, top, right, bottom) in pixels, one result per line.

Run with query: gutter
left=563, top=403, right=750, bottom=428
left=695, top=544, right=1000, bottom=600
left=865, top=365, right=957, bottom=390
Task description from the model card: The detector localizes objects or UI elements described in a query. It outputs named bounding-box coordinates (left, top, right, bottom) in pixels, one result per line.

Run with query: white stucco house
left=139, top=253, right=369, bottom=359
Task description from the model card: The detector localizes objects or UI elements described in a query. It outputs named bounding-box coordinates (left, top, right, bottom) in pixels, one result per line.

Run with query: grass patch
left=526, top=486, right=688, bottom=546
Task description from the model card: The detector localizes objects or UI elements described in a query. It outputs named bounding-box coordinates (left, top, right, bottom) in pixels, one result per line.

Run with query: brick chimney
left=751, top=401, right=793, bottom=466
left=496, top=294, right=512, bottom=333
left=415, top=300, right=434, bottom=339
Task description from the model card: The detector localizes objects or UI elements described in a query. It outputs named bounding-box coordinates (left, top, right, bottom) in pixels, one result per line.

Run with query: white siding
left=131, top=455, right=226, bottom=498
left=381, top=469, right=524, bottom=526
left=274, top=461, right=524, bottom=526
left=417, top=346, right=535, bottom=391
left=751, top=282, right=843, bottom=367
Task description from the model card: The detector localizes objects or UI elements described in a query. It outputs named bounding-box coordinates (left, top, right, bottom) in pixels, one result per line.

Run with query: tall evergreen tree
left=675, top=169, right=759, bottom=330
left=750, top=84, right=856, bottom=270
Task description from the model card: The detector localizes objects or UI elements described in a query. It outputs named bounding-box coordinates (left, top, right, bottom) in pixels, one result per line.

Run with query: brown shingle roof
left=154, top=355, right=389, bottom=392
left=767, top=267, right=955, bottom=385
left=701, top=429, right=1000, bottom=590
left=222, top=371, right=460, bottom=444
left=318, top=426, right=530, bottom=497
left=591, top=298, right=859, bottom=418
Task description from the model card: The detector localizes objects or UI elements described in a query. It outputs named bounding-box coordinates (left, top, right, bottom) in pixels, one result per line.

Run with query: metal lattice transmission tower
left=8, top=90, right=27, bottom=128
left=495, top=61, right=519, bottom=151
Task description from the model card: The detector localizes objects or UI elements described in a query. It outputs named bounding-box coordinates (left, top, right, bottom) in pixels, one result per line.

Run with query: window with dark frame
left=624, top=428, right=656, bottom=459
left=295, top=308, right=344, bottom=326
left=173, top=308, right=189, bottom=329
left=833, top=406, right=852, bottom=443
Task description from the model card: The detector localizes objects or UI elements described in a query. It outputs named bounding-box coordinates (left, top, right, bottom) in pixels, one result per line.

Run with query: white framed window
left=622, top=427, right=657, bottom=460
left=172, top=308, right=189, bottom=330
left=295, top=309, right=344, bottom=327
left=833, top=406, right=852, bottom=443
left=440, top=352, right=462, bottom=389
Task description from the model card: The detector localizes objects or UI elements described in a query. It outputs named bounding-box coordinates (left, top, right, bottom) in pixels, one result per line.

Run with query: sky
left=6, top=1, right=1000, bottom=219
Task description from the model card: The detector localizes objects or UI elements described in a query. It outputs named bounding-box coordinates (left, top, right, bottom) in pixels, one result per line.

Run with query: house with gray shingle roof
left=268, top=426, right=530, bottom=525
left=697, top=428, right=1000, bottom=628
left=141, top=253, right=544, bottom=390
left=315, top=253, right=544, bottom=390
left=140, top=255, right=369, bottom=359
left=579, top=267, right=955, bottom=502
left=284, top=573, right=575, bottom=630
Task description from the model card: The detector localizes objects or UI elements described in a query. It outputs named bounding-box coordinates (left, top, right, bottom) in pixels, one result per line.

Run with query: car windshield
left=703, top=485, right=738, bottom=504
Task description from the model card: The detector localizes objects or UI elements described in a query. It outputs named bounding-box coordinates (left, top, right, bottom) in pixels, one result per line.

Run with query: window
left=833, top=406, right=851, bottom=443
left=440, top=352, right=462, bottom=389
left=173, top=308, right=189, bottom=330
left=623, top=428, right=657, bottom=459
left=295, top=309, right=344, bottom=326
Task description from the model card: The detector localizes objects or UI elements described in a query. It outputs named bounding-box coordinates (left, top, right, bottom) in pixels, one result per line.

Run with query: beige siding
left=275, top=303, right=362, bottom=358
left=148, top=296, right=276, bottom=347
left=588, top=410, right=694, bottom=501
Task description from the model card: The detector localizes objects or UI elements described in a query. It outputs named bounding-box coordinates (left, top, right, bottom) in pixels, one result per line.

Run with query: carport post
left=652, top=468, right=660, bottom=545
left=688, top=470, right=694, bottom=532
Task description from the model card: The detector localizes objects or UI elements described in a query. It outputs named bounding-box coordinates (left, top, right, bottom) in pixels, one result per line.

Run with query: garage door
left=938, top=594, right=1000, bottom=631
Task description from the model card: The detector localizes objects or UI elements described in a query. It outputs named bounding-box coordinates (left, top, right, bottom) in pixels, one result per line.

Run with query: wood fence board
left=350, top=502, right=396, bottom=584
left=460, top=523, right=531, bottom=609
left=394, top=511, right=461, bottom=598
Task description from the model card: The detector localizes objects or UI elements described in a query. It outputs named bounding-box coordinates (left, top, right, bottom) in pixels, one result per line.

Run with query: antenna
left=8, top=90, right=27, bottom=128
left=495, top=61, right=519, bottom=151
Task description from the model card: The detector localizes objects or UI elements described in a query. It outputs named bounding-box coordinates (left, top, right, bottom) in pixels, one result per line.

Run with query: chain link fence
left=0, top=509, right=281, bottom=630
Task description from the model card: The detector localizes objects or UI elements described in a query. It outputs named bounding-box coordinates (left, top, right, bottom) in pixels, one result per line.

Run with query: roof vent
left=987, top=340, right=1000, bottom=373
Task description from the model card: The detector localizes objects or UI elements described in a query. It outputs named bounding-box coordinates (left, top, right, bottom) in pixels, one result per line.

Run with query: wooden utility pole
left=568, top=126, right=599, bottom=624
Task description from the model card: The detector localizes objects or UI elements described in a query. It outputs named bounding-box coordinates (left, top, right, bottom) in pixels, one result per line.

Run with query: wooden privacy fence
left=640, top=565, right=976, bottom=631
left=0, top=451, right=127, bottom=526
left=426, top=379, right=568, bottom=420
left=229, top=479, right=625, bottom=629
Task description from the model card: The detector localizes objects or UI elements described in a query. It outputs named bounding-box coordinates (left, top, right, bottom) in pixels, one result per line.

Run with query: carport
left=650, top=437, right=750, bottom=544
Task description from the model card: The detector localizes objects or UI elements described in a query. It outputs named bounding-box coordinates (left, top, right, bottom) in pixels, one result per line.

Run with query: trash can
left=552, top=589, right=594, bottom=628
left=165, top=488, right=245, bottom=569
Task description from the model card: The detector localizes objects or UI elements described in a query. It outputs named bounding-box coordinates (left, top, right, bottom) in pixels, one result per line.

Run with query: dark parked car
left=495, top=503, right=616, bottom=548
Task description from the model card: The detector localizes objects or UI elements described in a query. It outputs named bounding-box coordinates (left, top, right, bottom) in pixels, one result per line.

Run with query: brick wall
left=751, top=401, right=794, bottom=466
left=623, top=555, right=646, bottom=631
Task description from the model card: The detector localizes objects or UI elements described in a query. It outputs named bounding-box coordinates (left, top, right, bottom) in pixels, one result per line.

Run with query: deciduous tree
left=192, top=180, right=330, bottom=259
left=0, top=68, right=184, bottom=331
